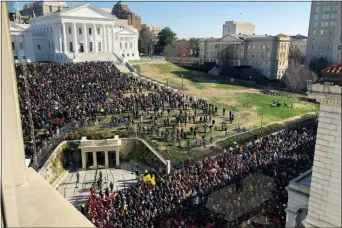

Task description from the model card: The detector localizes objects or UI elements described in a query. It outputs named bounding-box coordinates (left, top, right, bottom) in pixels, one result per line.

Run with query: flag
left=143, top=174, right=152, bottom=183
left=151, top=175, right=156, bottom=187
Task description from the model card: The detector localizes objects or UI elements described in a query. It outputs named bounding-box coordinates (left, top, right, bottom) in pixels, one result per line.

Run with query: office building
left=306, top=1, right=342, bottom=65
left=222, top=21, right=255, bottom=37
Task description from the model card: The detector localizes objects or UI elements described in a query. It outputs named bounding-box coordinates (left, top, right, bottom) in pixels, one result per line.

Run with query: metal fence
left=32, top=121, right=79, bottom=170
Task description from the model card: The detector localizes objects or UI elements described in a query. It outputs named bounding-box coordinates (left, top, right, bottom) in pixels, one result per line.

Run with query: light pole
left=181, top=74, right=184, bottom=89
left=249, top=76, right=252, bottom=89
left=167, top=76, right=169, bottom=89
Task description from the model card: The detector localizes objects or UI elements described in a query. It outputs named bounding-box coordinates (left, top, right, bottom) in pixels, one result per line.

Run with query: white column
left=83, top=23, right=88, bottom=53
left=115, top=149, right=120, bottom=168
left=104, top=151, right=109, bottom=168
left=93, top=24, right=97, bottom=53
left=102, top=25, right=107, bottom=52
left=81, top=151, right=86, bottom=169
left=112, top=25, right=115, bottom=53
left=92, top=151, right=97, bottom=168
left=72, top=23, right=77, bottom=53
left=54, top=25, right=59, bottom=53
left=15, top=35, right=22, bottom=62
left=58, top=25, right=62, bottom=53
left=62, top=22, right=67, bottom=53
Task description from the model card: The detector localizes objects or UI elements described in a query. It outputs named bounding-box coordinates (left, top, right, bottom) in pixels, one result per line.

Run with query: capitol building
left=10, top=3, right=140, bottom=63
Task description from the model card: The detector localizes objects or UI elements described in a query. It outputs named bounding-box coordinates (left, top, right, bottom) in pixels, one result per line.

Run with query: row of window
left=66, top=27, right=101, bottom=35
left=315, top=5, right=338, bottom=12
left=314, top=21, right=337, bottom=27
left=312, top=29, right=334, bottom=35
left=248, top=44, right=268, bottom=49
left=122, top=53, right=135, bottom=57
left=314, top=13, right=337, bottom=20
left=291, top=44, right=306, bottom=49
left=311, top=44, right=336, bottom=50
left=248, top=51, right=271, bottom=58
left=13, top=56, right=27, bottom=60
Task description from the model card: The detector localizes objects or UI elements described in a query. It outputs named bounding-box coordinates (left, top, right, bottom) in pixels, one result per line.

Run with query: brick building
left=112, top=1, right=141, bottom=31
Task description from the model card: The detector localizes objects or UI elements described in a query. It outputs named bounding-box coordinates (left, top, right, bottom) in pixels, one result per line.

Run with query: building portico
left=79, top=135, right=122, bottom=169
left=24, top=3, right=139, bottom=63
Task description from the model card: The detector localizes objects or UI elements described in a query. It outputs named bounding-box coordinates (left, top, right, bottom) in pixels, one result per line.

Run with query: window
left=49, top=5, right=52, bottom=12
left=125, top=43, right=128, bottom=49
left=130, top=43, right=132, bottom=49
left=338, top=45, right=341, bottom=50
left=314, top=15, right=319, bottom=20
left=313, top=30, right=316, bottom=35
left=89, top=28, right=92, bottom=35
left=321, top=22, right=325, bottom=27
left=252, top=52, right=255, bottom=58
left=12, top=42, right=15, bottom=50
left=127, top=53, right=130, bottom=57
left=314, top=22, right=318, bottom=27
left=132, top=53, right=134, bottom=57
left=267, top=52, right=270, bottom=58
left=38, top=44, right=41, bottom=50
left=320, top=30, right=324, bottom=34
left=327, top=6, right=330, bottom=11
left=120, top=43, right=122, bottom=49
left=69, top=27, right=72, bottom=34
left=328, top=45, right=331, bottom=49
left=248, top=45, right=250, bottom=49
left=312, top=44, right=315, bottom=49
left=22, top=56, right=26, bottom=60
left=62, top=42, right=64, bottom=52
left=14, top=56, right=18, bottom=60
left=79, top=27, right=82, bottom=35
left=253, top=45, right=255, bottom=48
left=98, top=42, right=101, bottom=51
left=70, top=42, right=73, bottom=52
left=331, top=13, right=335, bottom=19
left=323, top=6, right=326, bottom=11
left=316, top=6, right=320, bottom=12
left=326, top=14, right=329, bottom=19
left=97, top=28, right=100, bottom=35
left=89, top=42, right=93, bottom=52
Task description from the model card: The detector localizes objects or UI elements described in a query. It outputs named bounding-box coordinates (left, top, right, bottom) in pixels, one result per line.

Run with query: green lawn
left=64, top=62, right=319, bottom=167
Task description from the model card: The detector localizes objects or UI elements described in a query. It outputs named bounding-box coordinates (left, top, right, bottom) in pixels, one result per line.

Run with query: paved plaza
left=56, top=162, right=147, bottom=210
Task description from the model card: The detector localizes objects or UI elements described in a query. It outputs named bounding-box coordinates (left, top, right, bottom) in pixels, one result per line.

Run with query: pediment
left=61, top=4, right=116, bottom=20
left=116, top=28, right=138, bottom=36
left=220, top=35, right=243, bottom=42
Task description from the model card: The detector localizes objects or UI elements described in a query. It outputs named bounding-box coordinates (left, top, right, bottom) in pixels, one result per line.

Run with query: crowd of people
left=15, top=62, right=317, bottom=227
left=83, top=125, right=316, bottom=228
left=15, top=62, right=235, bottom=160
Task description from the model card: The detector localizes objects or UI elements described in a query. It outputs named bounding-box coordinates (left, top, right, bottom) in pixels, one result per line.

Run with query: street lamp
left=249, top=76, right=252, bottom=89
left=167, top=76, right=169, bottom=89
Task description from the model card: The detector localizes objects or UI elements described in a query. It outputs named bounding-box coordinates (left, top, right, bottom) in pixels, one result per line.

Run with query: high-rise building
left=20, top=1, right=67, bottom=18
left=306, top=1, right=342, bottom=65
left=112, top=1, right=141, bottom=31
left=222, top=21, right=255, bottom=37
left=141, top=24, right=163, bottom=38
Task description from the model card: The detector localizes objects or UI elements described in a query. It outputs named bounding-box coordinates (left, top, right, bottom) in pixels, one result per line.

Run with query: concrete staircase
left=74, top=52, right=131, bottom=73
left=74, top=52, right=121, bottom=64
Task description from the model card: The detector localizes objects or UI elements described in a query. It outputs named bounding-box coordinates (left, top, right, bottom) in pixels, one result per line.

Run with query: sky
left=14, top=1, right=312, bottom=38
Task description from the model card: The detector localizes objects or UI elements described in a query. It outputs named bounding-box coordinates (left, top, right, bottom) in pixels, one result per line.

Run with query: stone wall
left=305, top=82, right=341, bottom=227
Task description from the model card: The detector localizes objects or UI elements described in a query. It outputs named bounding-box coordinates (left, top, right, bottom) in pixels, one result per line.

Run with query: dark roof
left=290, top=34, right=307, bottom=39
left=321, top=64, right=342, bottom=75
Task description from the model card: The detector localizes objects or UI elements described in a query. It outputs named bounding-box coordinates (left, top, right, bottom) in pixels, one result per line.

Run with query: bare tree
left=163, top=43, right=178, bottom=61
left=218, top=44, right=238, bottom=67
left=289, top=48, right=305, bottom=64
left=177, top=39, right=191, bottom=64
left=139, top=30, right=153, bottom=55
left=282, top=60, right=317, bottom=92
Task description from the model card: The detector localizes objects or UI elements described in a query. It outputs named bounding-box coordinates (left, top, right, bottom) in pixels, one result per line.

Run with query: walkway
left=56, top=162, right=145, bottom=209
